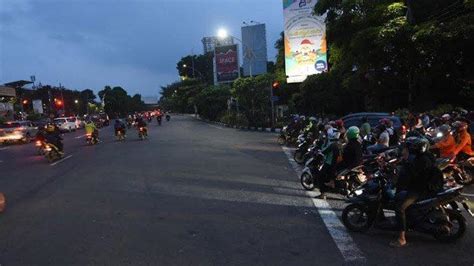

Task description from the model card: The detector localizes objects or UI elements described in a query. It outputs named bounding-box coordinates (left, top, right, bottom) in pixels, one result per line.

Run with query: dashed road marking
left=282, top=146, right=366, bottom=263
left=50, top=155, right=73, bottom=166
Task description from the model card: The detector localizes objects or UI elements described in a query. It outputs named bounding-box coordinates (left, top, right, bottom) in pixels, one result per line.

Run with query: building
left=241, top=23, right=268, bottom=76
left=201, top=36, right=234, bottom=54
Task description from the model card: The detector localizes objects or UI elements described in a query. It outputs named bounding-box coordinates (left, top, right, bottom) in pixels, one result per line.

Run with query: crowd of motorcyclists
left=34, top=110, right=171, bottom=162
left=280, top=111, right=473, bottom=247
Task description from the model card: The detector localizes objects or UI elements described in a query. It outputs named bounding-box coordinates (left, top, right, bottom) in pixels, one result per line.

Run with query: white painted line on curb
left=0, top=147, right=9, bottom=151
left=282, top=146, right=366, bottom=263
left=50, top=155, right=73, bottom=166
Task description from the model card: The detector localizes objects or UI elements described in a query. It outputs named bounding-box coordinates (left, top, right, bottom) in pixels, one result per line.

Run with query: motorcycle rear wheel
left=434, top=209, right=466, bottom=242
left=342, top=203, right=373, bottom=232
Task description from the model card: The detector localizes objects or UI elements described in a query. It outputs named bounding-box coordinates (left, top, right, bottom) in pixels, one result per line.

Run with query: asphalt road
left=0, top=115, right=473, bottom=265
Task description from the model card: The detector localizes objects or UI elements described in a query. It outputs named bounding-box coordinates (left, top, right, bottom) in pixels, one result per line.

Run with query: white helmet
left=328, top=129, right=341, bottom=140
left=441, top=114, right=451, bottom=121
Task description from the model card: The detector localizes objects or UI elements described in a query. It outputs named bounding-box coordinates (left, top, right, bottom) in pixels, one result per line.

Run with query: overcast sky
left=0, top=0, right=283, bottom=97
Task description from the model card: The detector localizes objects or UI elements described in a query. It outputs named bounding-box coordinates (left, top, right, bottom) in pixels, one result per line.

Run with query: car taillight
left=35, top=140, right=42, bottom=146
left=140, top=127, right=144, bottom=131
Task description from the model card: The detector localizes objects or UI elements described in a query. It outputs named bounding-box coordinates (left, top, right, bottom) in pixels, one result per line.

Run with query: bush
left=27, top=113, right=42, bottom=121
left=219, top=112, right=248, bottom=127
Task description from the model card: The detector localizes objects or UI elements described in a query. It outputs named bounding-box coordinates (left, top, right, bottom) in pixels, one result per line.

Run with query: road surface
left=0, top=115, right=473, bottom=265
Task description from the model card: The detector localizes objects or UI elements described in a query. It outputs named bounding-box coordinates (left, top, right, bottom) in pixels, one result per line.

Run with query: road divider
left=281, top=146, right=366, bottom=263
left=50, top=155, right=73, bottom=166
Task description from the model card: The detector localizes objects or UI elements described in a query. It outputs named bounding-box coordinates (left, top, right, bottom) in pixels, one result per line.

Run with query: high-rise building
left=241, top=23, right=268, bottom=76
left=201, top=36, right=234, bottom=54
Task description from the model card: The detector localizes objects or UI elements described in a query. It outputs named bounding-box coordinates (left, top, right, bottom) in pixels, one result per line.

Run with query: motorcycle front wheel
left=294, top=150, right=305, bottom=164
left=434, top=209, right=466, bottom=242
left=300, top=172, right=316, bottom=191
left=342, top=203, right=373, bottom=232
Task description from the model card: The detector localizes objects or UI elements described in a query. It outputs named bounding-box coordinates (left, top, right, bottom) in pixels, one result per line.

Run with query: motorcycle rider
left=452, top=121, right=473, bottom=160
left=45, top=123, right=64, bottom=154
left=367, top=131, right=389, bottom=155
left=341, top=126, right=363, bottom=169
left=135, top=116, right=148, bottom=135
left=156, top=109, right=163, bottom=125
left=114, top=119, right=126, bottom=137
left=359, top=117, right=371, bottom=138
left=391, top=137, right=434, bottom=247
left=317, top=129, right=342, bottom=200
left=85, top=119, right=99, bottom=143
left=430, top=124, right=456, bottom=158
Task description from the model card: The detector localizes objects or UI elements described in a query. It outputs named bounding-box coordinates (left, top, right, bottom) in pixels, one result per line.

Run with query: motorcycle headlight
left=436, top=132, right=443, bottom=138
left=354, top=189, right=363, bottom=196
left=307, top=148, right=311, bottom=152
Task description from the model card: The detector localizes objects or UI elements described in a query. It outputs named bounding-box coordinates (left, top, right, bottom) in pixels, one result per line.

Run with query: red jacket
left=454, top=131, right=473, bottom=156
left=433, top=134, right=456, bottom=158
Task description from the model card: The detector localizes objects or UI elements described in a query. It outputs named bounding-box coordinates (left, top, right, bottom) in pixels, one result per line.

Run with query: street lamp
left=74, top=99, right=79, bottom=104
left=217, top=28, right=228, bottom=39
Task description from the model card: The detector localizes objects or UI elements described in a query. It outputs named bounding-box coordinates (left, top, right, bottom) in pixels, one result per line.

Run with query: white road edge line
left=50, top=155, right=73, bottom=166
left=282, top=146, right=366, bottom=263
left=0, top=147, right=9, bottom=150
left=75, top=134, right=87, bottom=139
left=208, top=124, right=225, bottom=130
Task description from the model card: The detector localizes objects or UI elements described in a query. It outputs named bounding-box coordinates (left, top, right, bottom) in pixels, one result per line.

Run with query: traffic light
left=22, top=99, right=29, bottom=105
left=55, top=100, right=63, bottom=107
left=272, top=81, right=280, bottom=90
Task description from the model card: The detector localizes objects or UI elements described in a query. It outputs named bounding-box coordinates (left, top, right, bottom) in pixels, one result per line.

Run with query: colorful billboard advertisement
left=215, top=44, right=239, bottom=83
left=241, top=23, right=268, bottom=76
left=283, top=0, right=327, bottom=83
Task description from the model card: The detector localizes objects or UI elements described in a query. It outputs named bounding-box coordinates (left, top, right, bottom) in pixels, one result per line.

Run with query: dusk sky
left=0, top=0, right=284, bottom=97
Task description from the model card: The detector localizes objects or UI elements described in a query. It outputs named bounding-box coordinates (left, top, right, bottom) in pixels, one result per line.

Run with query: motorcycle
left=138, top=127, right=148, bottom=140
left=294, top=137, right=313, bottom=164
left=44, top=143, right=63, bottom=162
left=300, top=151, right=368, bottom=196
left=442, top=156, right=474, bottom=185
left=157, top=116, right=162, bottom=126
left=166, top=114, right=170, bottom=121
left=86, top=133, right=98, bottom=145
left=35, top=140, right=46, bottom=155
left=116, top=129, right=126, bottom=141
left=341, top=170, right=472, bottom=242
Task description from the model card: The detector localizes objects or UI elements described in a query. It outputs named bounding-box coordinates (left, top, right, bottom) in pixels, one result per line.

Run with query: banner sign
left=283, top=0, right=327, bottom=83
left=215, top=44, right=239, bottom=83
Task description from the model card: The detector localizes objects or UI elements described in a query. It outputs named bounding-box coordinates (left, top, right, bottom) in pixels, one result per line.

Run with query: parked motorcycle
left=342, top=170, right=472, bottom=242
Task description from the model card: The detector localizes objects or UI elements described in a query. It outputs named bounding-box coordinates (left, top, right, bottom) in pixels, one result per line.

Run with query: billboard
left=32, top=99, right=43, bottom=114
left=215, top=44, right=239, bottom=83
left=283, top=0, right=327, bottom=83
left=241, top=23, right=268, bottom=76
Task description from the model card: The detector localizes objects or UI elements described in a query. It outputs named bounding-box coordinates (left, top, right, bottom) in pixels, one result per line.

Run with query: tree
left=176, top=54, right=214, bottom=84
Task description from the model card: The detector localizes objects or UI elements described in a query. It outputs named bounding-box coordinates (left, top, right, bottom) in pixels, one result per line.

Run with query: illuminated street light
left=217, top=28, right=228, bottom=39
left=22, top=99, right=28, bottom=105
left=183, top=64, right=187, bottom=68
left=74, top=99, right=79, bottom=104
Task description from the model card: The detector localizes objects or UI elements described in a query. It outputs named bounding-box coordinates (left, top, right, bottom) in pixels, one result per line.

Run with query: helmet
left=441, top=114, right=451, bottom=121
left=328, top=129, right=341, bottom=140
left=452, top=121, right=468, bottom=132
left=46, top=123, right=55, bottom=132
left=438, top=124, right=451, bottom=134
left=335, top=119, right=344, bottom=128
left=309, top=116, right=317, bottom=122
left=346, top=126, right=360, bottom=140
left=405, top=137, right=429, bottom=154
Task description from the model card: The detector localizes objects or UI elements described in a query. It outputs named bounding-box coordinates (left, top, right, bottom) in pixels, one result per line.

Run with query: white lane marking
left=461, top=193, right=474, bottom=197
left=75, top=134, right=87, bottom=139
left=0, top=147, right=9, bottom=151
left=50, top=155, right=73, bottom=166
left=282, top=146, right=366, bottom=263
left=208, top=124, right=225, bottom=130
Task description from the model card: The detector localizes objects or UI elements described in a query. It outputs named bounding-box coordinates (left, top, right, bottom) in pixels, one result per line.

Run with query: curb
left=192, top=115, right=281, bottom=133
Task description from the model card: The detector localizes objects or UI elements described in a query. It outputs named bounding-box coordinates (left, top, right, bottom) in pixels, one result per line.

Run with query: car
left=341, top=112, right=403, bottom=131
left=0, top=121, right=39, bottom=144
left=54, top=117, right=77, bottom=132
